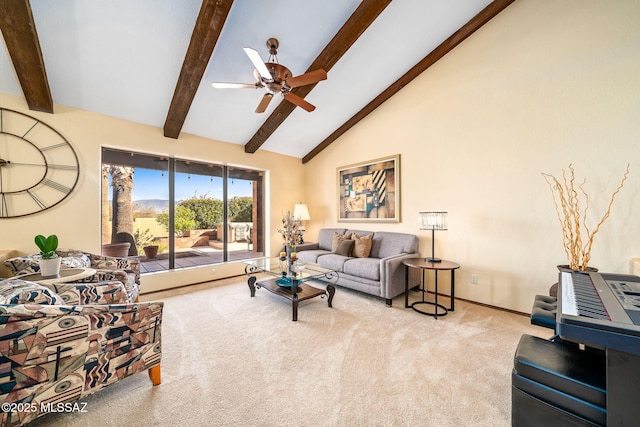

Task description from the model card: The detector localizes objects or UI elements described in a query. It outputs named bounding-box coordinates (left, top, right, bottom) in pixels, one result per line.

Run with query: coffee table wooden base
left=248, top=276, right=335, bottom=321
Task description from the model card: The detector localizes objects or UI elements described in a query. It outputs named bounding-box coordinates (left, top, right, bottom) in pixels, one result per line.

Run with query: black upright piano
left=512, top=270, right=640, bottom=426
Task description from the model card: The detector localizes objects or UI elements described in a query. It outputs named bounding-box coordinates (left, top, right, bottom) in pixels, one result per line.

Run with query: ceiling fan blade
left=285, top=69, right=327, bottom=88
left=283, top=92, right=315, bottom=112
left=243, top=47, right=272, bottom=81
left=211, top=82, right=257, bottom=89
left=255, top=93, right=274, bottom=113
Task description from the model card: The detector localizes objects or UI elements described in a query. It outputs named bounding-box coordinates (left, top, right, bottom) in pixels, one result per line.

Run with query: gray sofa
left=296, top=228, right=419, bottom=305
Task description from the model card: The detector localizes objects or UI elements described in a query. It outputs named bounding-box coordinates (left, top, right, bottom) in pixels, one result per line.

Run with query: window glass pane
left=227, top=168, right=261, bottom=261
left=101, top=148, right=169, bottom=273
left=101, top=148, right=264, bottom=275
left=174, top=160, right=225, bottom=267
left=133, top=166, right=169, bottom=273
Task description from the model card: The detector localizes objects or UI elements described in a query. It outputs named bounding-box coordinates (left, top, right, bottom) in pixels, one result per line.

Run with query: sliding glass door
left=102, top=148, right=264, bottom=273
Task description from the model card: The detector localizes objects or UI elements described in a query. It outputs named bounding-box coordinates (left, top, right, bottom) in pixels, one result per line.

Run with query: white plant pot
left=39, top=257, right=62, bottom=278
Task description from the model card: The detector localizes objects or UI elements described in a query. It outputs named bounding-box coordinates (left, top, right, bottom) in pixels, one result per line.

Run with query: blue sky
left=118, top=168, right=253, bottom=201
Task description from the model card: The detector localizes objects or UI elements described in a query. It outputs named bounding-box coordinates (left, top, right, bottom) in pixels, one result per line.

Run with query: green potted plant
left=35, top=234, right=61, bottom=277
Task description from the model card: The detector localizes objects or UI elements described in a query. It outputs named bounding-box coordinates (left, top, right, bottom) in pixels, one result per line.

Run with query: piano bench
left=530, top=294, right=557, bottom=330
left=512, top=334, right=607, bottom=426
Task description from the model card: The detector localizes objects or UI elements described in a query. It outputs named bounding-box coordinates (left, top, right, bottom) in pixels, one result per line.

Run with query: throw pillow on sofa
left=351, top=233, right=372, bottom=258
left=333, top=239, right=355, bottom=257
left=331, top=232, right=350, bottom=252
left=0, top=279, right=64, bottom=305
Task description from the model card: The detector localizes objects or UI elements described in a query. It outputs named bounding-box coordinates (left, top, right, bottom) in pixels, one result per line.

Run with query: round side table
left=403, top=258, right=460, bottom=319
left=16, top=267, right=97, bottom=285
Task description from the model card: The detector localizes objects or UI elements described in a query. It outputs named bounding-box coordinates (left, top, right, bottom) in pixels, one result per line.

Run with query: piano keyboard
left=560, top=272, right=610, bottom=320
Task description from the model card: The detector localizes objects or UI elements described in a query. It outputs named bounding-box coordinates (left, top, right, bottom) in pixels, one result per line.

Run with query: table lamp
left=293, top=203, right=311, bottom=244
left=419, top=211, right=448, bottom=262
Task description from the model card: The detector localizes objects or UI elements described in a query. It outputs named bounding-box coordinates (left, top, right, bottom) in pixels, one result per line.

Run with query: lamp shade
left=418, top=211, right=448, bottom=230
left=293, top=203, right=311, bottom=221
left=419, top=211, right=448, bottom=263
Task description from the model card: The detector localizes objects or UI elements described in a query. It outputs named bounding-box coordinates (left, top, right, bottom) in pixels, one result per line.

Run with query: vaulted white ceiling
left=0, top=0, right=503, bottom=160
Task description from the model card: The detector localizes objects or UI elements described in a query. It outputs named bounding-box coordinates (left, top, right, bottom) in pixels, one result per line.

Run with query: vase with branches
left=277, top=211, right=303, bottom=255
left=542, top=163, right=630, bottom=271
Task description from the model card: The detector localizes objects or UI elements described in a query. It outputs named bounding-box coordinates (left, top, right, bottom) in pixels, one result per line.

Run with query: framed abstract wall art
left=337, top=154, right=400, bottom=222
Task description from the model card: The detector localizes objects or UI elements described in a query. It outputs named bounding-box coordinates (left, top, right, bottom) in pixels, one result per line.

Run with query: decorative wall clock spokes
left=0, top=108, right=80, bottom=218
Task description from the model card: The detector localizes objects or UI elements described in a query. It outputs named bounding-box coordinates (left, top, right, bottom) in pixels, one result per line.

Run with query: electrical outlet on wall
left=471, top=274, right=478, bottom=285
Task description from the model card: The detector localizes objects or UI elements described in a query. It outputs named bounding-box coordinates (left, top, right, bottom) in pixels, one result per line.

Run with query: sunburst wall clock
left=0, top=108, right=80, bottom=218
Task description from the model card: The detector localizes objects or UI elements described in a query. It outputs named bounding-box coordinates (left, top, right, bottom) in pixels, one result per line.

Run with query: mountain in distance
left=134, top=199, right=169, bottom=214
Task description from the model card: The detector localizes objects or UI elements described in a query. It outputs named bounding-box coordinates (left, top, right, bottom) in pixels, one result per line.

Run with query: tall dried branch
left=542, top=164, right=629, bottom=270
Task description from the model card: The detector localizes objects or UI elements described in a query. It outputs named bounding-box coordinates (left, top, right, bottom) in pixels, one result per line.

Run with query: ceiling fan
left=212, top=38, right=327, bottom=113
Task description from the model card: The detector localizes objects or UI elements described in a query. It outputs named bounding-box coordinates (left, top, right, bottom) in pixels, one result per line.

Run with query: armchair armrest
left=77, top=269, right=128, bottom=283
left=4, top=250, right=141, bottom=303
left=78, top=269, right=139, bottom=302
left=90, top=257, right=141, bottom=286
left=55, top=249, right=140, bottom=286
left=0, top=302, right=163, bottom=425
left=47, top=280, right=130, bottom=305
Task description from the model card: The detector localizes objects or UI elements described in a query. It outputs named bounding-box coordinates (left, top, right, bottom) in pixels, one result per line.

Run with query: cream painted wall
left=303, top=0, right=640, bottom=312
left=2, top=0, right=639, bottom=310
left=0, top=93, right=305, bottom=292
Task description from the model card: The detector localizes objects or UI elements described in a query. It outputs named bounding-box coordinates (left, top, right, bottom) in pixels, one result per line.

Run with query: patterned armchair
left=2, top=249, right=141, bottom=303
left=0, top=278, right=162, bottom=426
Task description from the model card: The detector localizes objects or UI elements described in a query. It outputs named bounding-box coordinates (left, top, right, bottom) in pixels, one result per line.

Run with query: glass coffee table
left=244, top=258, right=337, bottom=321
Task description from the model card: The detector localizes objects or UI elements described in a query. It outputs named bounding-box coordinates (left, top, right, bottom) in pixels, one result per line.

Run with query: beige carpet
left=30, top=276, right=546, bottom=427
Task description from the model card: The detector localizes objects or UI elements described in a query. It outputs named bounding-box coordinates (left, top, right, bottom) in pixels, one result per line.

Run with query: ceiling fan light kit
left=212, top=38, right=327, bottom=113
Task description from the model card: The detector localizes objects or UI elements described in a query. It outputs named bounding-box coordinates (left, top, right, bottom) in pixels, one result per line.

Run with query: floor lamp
left=419, top=211, right=448, bottom=262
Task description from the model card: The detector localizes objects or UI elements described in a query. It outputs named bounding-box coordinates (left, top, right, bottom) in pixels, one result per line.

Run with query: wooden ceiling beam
left=244, top=0, right=392, bottom=154
left=302, top=0, right=516, bottom=164
left=0, top=0, right=53, bottom=113
left=163, top=0, right=234, bottom=139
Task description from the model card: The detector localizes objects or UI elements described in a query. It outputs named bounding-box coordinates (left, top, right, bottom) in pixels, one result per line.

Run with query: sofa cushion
left=0, top=279, right=63, bottom=305
left=297, top=250, right=330, bottom=263
left=350, top=233, right=372, bottom=258
left=318, top=228, right=347, bottom=251
left=333, top=239, right=354, bottom=257
left=317, top=254, right=352, bottom=272
left=343, top=258, right=380, bottom=281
